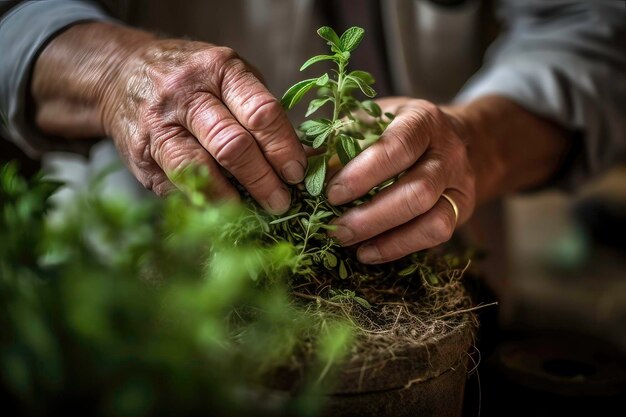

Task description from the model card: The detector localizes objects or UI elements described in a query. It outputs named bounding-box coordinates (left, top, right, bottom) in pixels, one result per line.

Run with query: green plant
left=0, top=163, right=353, bottom=417
left=254, top=26, right=444, bottom=292
left=281, top=26, right=394, bottom=196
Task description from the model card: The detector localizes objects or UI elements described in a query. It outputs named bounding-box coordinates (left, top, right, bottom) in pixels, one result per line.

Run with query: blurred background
left=462, top=165, right=626, bottom=416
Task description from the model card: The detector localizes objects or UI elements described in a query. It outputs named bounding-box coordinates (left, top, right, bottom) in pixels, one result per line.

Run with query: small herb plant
left=261, top=26, right=428, bottom=289
left=281, top=26, right=394, bottom=196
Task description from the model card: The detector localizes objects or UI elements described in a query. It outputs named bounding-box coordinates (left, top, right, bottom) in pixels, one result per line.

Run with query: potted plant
left=0, top=26, right=477, bottom=417
left=267, top=25, right=477, bottom=417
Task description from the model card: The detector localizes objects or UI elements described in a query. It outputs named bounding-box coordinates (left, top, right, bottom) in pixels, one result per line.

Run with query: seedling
left=281, top=25, right=394, bottom=196
left=259, top=26, right=415, bottom=287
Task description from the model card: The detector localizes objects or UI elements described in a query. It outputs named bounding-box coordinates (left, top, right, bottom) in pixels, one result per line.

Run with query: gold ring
left=441, top=192, right=459, bottom=225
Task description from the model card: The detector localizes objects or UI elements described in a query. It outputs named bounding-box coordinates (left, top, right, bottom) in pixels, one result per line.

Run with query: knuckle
left=243, top=165, right=275, bottom=192
left=151, top=128, right=186, bottom=162
left=245, top=95, right=282, bottom=131
left=407, top=99, right=442, bottom=120
left=404, top=179, right=438, bottom=217
left=140, top=171, right=168, bottom=195
left=184, top=94, right=220, bottom=131
left=376, top=134, right=414, bottom=173
left=426, top=212, right=455, bottom=244
left=152, top=177, right=174, bottom=197
left=210, top=130, right=255, bottom=167
left=210, top=46, right=239, bottom=64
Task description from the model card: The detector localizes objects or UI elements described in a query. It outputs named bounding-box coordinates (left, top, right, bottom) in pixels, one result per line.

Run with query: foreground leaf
left=317, top=26, right=340, bottom=49
left=281, top=78, right=318, bottom=109
left=339, top=27, right=365, bottom=52
left=300, top=55, right=337, bottom=71
left=346, top=73, right=376, bottom=98
left=316, top=73, right=330, bottom=86
left=304, top=155, right=327, bottom=196
left=312, top=129, right=332, bottom=149
left=301, top=119, right=332, bottom=136
left=305, top=97, right=333, bottom=117
left=336, top=134, right=358, bottom=165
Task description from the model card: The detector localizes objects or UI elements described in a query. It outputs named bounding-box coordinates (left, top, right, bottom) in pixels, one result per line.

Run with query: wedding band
left=441, top=192, right=459, bottom=225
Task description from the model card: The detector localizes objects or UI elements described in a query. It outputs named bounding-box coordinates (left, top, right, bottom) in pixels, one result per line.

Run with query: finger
left=219, top=59, right=307, bottom=184
left=180, top=95, right=291, bottom=214
left=356, top=192, right=465, bottom=264
left=329, top=155, right=449, bottom=245
left=150, top=127, right=240, bottom=201
left=326, top=105, right=432, bottom=206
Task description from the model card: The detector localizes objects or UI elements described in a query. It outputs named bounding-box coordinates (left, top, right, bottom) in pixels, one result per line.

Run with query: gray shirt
left=1, top=0, right=625, bottom=188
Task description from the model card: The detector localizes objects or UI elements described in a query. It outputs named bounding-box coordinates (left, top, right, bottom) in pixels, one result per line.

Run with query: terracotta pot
left=320, top=321, right=475, bottom=417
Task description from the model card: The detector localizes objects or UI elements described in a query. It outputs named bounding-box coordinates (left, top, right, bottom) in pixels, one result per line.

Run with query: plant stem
left=298, top=198, right=323, bottom=258
left=329, top=60, right=347, bottom=156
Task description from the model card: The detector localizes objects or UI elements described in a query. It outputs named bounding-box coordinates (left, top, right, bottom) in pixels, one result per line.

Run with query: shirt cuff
left=0, top=0, right=115, bottom=158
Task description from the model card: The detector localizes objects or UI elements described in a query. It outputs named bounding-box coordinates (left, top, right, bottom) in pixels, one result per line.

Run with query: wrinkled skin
left=93, top=36, right=476, bottom=262
left=99, top=39, right=307, bottom=214
left=327, top=98, right=476, bottom=264
left=33, top=24, right=567, bottom=264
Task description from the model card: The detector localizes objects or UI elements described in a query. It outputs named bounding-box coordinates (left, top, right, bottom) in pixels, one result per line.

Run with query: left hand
left=327, top=98, right=475, bottom=264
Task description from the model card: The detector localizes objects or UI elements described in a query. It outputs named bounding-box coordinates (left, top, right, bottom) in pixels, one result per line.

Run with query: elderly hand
left=33, top=23, right=306, bottom=214
left=327, top=98, right=476, bottom=264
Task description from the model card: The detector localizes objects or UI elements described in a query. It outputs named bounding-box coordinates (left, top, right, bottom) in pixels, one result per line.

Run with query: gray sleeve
left=0, top=1, right=115, bottom=158
left=456, top=0, right=626, bottom=187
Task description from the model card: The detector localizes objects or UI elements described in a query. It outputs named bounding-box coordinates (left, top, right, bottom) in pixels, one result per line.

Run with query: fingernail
left=358, top=244, right=381, bottom=264
left=267, top=188, right=290, bottom=214
left=282, top=161, right=305, bottom=184
left=331, top=224, right=355, bottom=244
left=327, top=183, right=350, bottom=205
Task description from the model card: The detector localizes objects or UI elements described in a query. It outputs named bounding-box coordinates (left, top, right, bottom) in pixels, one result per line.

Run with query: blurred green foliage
left=0, top=163, right=352, bottom=417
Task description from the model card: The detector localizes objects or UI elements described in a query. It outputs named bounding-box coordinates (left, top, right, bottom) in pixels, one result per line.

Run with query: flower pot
left=266, top=315, right=475, bottom=417
left=321, top=320, right=475, bottom=417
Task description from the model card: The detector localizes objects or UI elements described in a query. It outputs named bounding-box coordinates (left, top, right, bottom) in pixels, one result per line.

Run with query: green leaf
left=305, top=97, right=333, bottom=117
left=349, top=70, right=375, bottom=85
left=316, top=73, right=330, bottom=86
left=345, top=74, right=376, bottom=98
left=324, top=252, right=338, bottom=268
left=268, top=212, right=306, bottom=225
left=361, top=100, right=382, bottom=117
left=300, top=55, right=337, bottom=71
left=297, top=133, right=315, bottom=147
left=339, top=27, right=365, bottom=52
left=347, top=131, right=364, bottom=140
left=317, top=26, right=341, bottom=48
left=384, top=112, right=396, bottom=121
left=314, top=210, right=334, bottom=220
left=336, top=134, right=357, bottom=166
left=312, top=128, right=332, bottom=149
left=280, top=78, right=318, bottom=109
left=299, top=119, right=322, bottom=132
left=398, top=264, right=419, bottom=277
left=304, top=155, right=327, bottom=196
left=338, top=260, right=348, bottom=279
left=302, top=119, right=332, bottom=136
left=354, top=296, right=372, bottom=309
